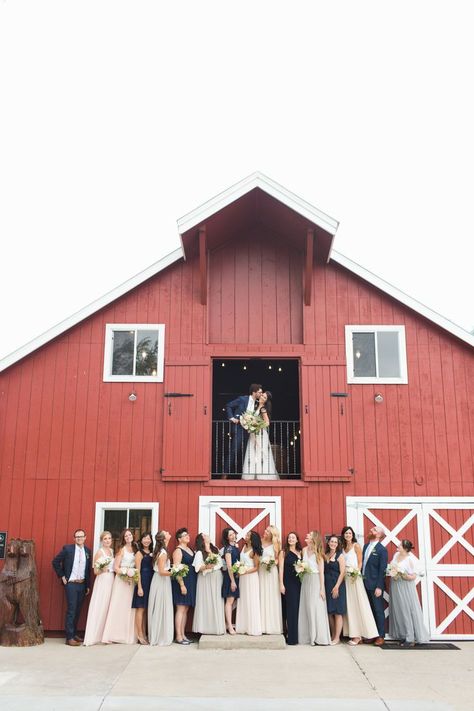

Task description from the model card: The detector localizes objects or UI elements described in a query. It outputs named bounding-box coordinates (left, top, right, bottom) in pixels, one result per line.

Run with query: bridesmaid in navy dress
left=278, top=531, right=302, bottom=645
left=221, top=527, right=240, bottom=634
left=172, top=527, right=197, bottom=645
left=132, top=532, right=154, bottom=644
left=324, top=534, right=347, bottom=645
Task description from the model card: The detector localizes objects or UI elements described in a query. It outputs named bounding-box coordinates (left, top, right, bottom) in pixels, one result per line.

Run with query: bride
left=242, top=391, right=279, bottom=480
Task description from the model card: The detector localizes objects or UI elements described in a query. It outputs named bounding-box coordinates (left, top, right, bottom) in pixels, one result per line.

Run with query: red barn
left=1, top=173, right=473, bottom=639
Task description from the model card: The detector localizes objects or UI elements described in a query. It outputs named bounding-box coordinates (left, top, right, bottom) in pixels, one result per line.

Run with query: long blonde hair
left=309, top=530, right=324, bottom=562
left=267, top=525, right=281, bottom=557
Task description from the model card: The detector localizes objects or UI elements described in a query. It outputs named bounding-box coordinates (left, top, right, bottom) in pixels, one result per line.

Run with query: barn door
left=198, top=495, right=282, bottom=545
left=161, top=364, right=210, bottom=481
left=301, top=364, right=353, bottom=481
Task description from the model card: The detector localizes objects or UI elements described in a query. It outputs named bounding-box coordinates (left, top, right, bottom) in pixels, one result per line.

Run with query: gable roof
left=1, top=177, right=473, bottom=372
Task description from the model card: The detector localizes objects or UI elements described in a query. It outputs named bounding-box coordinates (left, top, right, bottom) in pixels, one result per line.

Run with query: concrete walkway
left=0, top=638, right=472, bottom=710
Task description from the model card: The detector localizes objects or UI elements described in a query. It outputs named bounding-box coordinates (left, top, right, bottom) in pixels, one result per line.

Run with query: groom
left=224, top=383, right=262, bottom=476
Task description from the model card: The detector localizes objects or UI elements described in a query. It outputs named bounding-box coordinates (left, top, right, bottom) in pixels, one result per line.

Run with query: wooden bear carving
left=0, top=538, right=44, bottom=646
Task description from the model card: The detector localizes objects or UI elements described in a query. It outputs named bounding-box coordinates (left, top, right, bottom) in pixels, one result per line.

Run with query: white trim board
left=93, top=501, right=159, bottom=554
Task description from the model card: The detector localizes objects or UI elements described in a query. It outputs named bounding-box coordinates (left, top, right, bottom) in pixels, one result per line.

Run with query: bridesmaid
left=278, top=531, right=302, bottom=645
left=192, top=533, right=225, bottom=635
left=298, top=530, right=331, bottom=646
left=221, top=527, right=240, bottom=635
left=341, top=526, right=378, bottom=645
left=235, top=530, right=262, bottom=636
left=102, top=528, right=138, bottom=644
left=172, top=527, right=197, bottom=645
left=132, top=531, right=153, bottom=644
left=324, top=534, right=347, bottom=645
left=259, top=525, right=283, bottom=634
left=388, top=539, right=429, bottom=647
left=83, top=530, right=115, bottom=646
left=148, top=531, right=174, bottom=646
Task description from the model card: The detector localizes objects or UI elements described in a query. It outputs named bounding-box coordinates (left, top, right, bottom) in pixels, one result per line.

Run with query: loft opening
left=212, top=358, right=301, bottom=480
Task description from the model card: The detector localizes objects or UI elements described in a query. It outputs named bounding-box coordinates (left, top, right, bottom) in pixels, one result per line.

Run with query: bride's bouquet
left=170, top=563, right=189, bottom=580
left=260, top=555, right=276, bottom=572
left=94, top=556, right=112, bottom=572
left=119, top=567, right=139, bottom=584
left=239, top=409, right=267, bottom=434
left=345, top=566, right=363, bottom=583
left=293, top=559, right=311, bottom=581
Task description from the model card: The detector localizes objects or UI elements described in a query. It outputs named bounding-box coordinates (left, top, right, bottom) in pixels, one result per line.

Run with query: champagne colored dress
left=298, top=549, right=331, bottom=645
left=83, top=549, right=115, bottom=646
left=259, top=544, right=283, bottom=633
left=235, top=548, right=262, bottom=635
left=148, top=550, right=174, bottom=646
left=342, top=547, right=378, bottom=639
left=102, top=549, right=137, bottom=644
left=192, top=551, right=225, bottom=635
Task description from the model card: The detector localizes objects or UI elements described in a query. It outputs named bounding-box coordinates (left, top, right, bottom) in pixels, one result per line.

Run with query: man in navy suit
left=362, top=525, right=388, bottom=645
left=52, top=528, right=91, bottom=645
left=224, top=383, right=262, bottom=476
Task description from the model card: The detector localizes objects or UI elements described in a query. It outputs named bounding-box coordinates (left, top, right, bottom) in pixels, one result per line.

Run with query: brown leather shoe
left=374, top=637, right=385, bottom=646
left=66, top=638, right=81, bottom=646
left=74, top=635, right=83, bottom=642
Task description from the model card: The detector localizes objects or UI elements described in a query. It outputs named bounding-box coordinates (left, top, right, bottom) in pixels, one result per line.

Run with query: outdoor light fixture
left=374, top=393, right=384, bottom=403
left=355, top=350, right=361, bottom=359
left=128, top=392, right=137, bottom=402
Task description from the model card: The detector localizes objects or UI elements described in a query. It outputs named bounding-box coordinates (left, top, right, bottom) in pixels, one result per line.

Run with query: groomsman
left=362, top=525, right=388, bottom=645
left=224, top=383, right=262, bottom=476
left=52, top=529, right=91, bottom=645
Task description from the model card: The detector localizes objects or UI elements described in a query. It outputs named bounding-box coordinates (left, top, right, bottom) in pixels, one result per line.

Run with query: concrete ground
left=0, top=638, right=473, bottom=711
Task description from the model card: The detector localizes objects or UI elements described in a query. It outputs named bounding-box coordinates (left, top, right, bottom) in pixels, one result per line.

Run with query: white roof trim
left=177, top=171, right=339, bottom=238
left=331, top=250, right=474, bottom=348
left=0, top=247, right=183, bottom=373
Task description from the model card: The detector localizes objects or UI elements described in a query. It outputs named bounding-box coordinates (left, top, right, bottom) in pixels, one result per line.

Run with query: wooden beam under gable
left=304, top=228, right=314, bottom=306
left=199, top=226, right=207, bottom=305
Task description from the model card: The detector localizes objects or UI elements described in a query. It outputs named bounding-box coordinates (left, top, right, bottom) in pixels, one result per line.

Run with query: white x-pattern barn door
left=198, top=496, right=281, bottom=544
left=347, top=497, right=474, bottom=640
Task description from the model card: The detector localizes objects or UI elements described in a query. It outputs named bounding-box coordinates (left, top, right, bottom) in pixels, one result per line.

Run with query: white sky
left=1, top=1, right=473, bottom=363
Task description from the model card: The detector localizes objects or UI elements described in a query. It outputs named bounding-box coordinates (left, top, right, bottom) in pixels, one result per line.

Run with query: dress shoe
left=66, top=638, right=81, bottom=646
left=74, top=635, right=83, bottom=642
left=374, top=637, right=385, bottom=646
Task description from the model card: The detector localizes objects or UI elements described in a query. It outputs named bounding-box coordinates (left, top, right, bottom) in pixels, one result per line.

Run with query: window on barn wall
left=93, top=502, right=159, bottom=553
left=345, top=325, right=408, bottom=384
left=103, top=324, right=165, bottom=382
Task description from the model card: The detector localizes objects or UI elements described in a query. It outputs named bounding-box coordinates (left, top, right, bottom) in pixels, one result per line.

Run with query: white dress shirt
left=69, top=545, right=86, bottom=581
left=362, top=541, right=377, bottom=574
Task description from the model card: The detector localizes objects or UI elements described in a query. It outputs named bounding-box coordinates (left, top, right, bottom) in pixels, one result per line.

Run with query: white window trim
left=93, top=501, right=159, bottom=552
left=345, top=325, right=408, bottom=384
left=103, top=324, right=165, bottom=383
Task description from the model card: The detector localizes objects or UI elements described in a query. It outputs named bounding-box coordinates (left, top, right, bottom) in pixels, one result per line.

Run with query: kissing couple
left=225, top=384, right=278, bottom=480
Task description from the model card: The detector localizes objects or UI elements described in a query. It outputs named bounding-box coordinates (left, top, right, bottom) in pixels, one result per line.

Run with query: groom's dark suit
left=52, top=543, right=91, bottom=641
left=224, top=395, right=256, bottom=474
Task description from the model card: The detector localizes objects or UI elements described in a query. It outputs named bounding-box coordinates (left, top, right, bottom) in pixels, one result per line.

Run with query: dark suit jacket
left=52, top=544, right=92, bottom=588
left=225, top=395, right=254, bottom=421
left=362, top=541, right=387, bottom=591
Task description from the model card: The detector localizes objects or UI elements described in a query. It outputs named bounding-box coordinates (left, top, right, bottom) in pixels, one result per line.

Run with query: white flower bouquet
left=94, top=556, right=112, bottom=571
left=293, top=559, right=311, bottom=581
left=119, top=567, right=139, bottom=584
left=386, top=563, right=407, bottom=581
left=170, top=563, right=189, bottom=580
left=231, top=560, right=248, bottom=575
left=239, top=410, right=267, bottom=434
left=203, top=552, right=222, bottom=575
left=345, top=566, right=362, bottom=583
left=260, top=555, right=276, bottom=572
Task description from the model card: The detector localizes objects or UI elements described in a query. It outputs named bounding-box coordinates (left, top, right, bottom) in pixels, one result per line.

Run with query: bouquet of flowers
left=170, top=563, right=189, bottom=580
left=293, top=559, right=311, bottom=581
left=260, top=555, right=276, bottom=572
left=205, top=552, right=221, bottom=566
left=94, top=556, right=112, bottom=571
left=345, top=566, right=363, bottom=583
left=231, top=560, right=248, bottom=575
left=119, top=567, right=139, bottom=584
left=239, top=410, right=267, bottom=434
left=386, top=563, right=407, bottom=580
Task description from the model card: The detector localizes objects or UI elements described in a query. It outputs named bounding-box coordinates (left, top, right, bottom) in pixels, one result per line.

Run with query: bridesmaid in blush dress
left=83, top=531, right=115, bottom=646
left=235, top=530, right=262, bottom=636
left=298, top=530, right=331, bottom=646
left=132, top=532, right=153, bottom=644
left=192, top=533, right=225, bottom=635
left=148, top=531, right=174, bottom=646
left=324, top=534, right=347, bottom=645
left=102, top=528, right=138, bottom=644
left=341, top=526, right=378, bottom=645
left=172, top=527, right=197, bottom=645
left=279, top=531, right=302, bottom=645
left=221, top=527, right=240, bottom=635
left=259, top=525, right=283, bottom=633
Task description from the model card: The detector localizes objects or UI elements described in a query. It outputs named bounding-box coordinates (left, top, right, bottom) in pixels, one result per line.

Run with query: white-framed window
left=345, top=325, right=408, bottom=384
left=93, top=501, right=159, bottom=552
left=103, top=324, right=165, bottom=382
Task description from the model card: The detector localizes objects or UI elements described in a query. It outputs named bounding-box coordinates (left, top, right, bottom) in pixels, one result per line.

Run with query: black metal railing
left=212, top=420, right=301, bottom=480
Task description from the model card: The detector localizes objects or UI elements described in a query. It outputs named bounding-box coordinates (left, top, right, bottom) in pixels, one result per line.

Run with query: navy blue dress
left=171, top=547, right=197, bottom=607
left=221, top=544, right=240, bottom=599
left=282, top=551, right=301, bottom=645
left=324, top=551, right=347, bottom=615
left=132, top=552, right=153, bottom=609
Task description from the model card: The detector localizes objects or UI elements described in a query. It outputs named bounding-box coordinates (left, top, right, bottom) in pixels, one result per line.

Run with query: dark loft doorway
left=212, top=358, right=301, bottom=480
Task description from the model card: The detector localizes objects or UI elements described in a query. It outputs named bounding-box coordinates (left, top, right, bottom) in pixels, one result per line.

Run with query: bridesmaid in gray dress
left=388, top=539, right=429, bottom=647
left=148, top=531, right=174, bottom=646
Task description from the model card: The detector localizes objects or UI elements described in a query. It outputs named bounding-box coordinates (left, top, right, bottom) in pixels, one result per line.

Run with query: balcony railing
left=212, top=420, right=301, bottom=480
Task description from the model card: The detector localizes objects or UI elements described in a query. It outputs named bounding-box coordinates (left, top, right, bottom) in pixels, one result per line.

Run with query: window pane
left=353, top=332, right=376, bottom=377
left=377, top=331, right=400, bottom=377
left=103, top=509, right=127, bottom=552
left=112, top=331, right=135, bottom=375
left=135, top=330, right=158, bottom=376
left=128, top=509, right=153, bottom=540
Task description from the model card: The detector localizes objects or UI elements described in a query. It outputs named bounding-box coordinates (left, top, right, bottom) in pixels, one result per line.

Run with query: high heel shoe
left=227, top=626, right=236, bottom=635
left=138, top=637, right=149, bottom=645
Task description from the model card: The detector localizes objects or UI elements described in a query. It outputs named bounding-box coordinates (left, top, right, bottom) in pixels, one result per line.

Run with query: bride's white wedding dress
left=242, top=413, right=279, bottom=480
